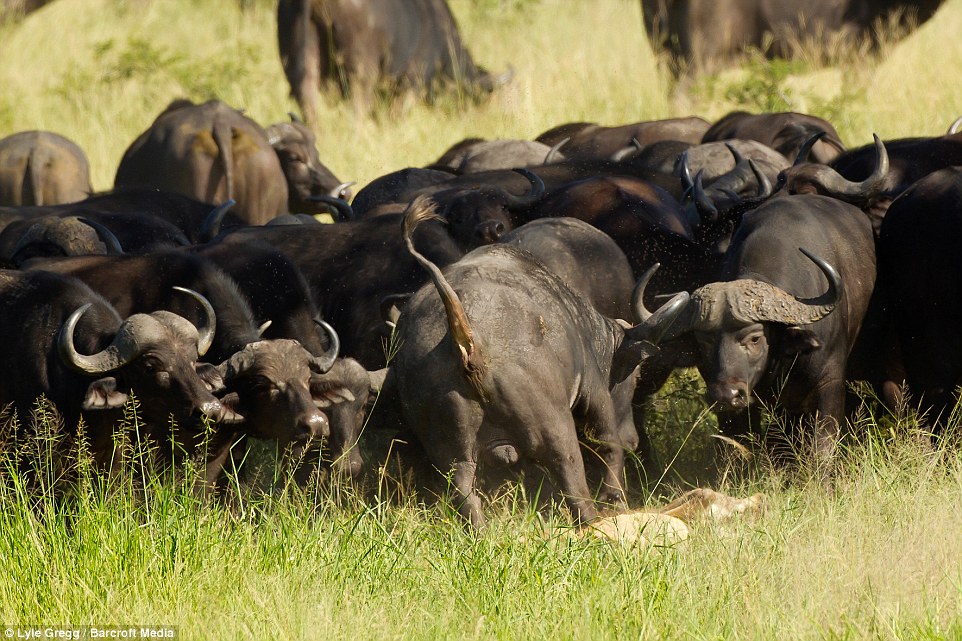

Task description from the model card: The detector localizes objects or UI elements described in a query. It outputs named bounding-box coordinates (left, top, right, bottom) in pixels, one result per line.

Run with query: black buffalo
left=277, top=0, right=511, bottom=121
left=877, top=167, right=962, bottom=431
left=668, top=194, right=876, bottom=466
left=380, top=197, right=688, bottom=526
left=0, top=270, right=237, bottom=466
left=642, top=0, right=945, bottom=75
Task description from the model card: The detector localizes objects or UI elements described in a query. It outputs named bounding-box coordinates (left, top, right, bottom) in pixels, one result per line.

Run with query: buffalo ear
left=779, top=326, right=822, bottom=357
left=196, top=362, right=226, bottom=394
left=310, top=377, right=356, bottom=408
left=82, top=377, right=129, bottom=410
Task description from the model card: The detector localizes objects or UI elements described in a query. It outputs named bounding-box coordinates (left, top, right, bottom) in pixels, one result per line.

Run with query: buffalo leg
left=534, top=419, right=598, bottom=525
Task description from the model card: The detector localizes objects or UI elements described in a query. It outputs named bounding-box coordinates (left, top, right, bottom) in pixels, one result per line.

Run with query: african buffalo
left=0, top=270, right=238, bottom=464
left=276, top=0, right=511, bottom=121
left=671, top=194, right=876, bottom=467
left=642, top=0, right=945, bottom=75
left=380, top=197, right=688, bottom=526
left=24, top=250, right=343, bottom=482
left=0, top=131, right=91, bottom=206
left=534, top=117, right=711, bottom=161
left=877, top=167, right=962, bottom=431
left=702, top=111, right=846, bottom=164
left=115, top=100, right=350, bottom=225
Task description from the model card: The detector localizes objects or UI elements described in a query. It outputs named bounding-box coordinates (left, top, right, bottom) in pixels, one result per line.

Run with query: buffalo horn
left=692, top=170, right=718, bottom=220
left=792, top=130, right=827, bottom=166
left=630, top=263, right=661, bottom=323
left=307, top=194, right=354, bottom=221
left=329, top=181, right=356, bottom=200
left=504, top=168, right=546, bottom=210
left=201, top=199, right=236, bottom=241
left=544, top=137, right=569, bottom=164
left=749, top=159, right=773, bottom=198
left=173, top=286, right=216, bottom=356
left=310, top=319, right=340, bottom=374
left=949, top=115, right=962, bottom=135
left=58, top=303, right=136, bottom=374
left=679, top=149, right=694, bottom=192
left=725, top=142, right=747, bottom=166
left=610, top=137, right=642, bottom=162
left=801, top=134, right=889, bottom=198
left=76, top=218, right=124, bottom=255
left=288, top=111, right=304, bottom=124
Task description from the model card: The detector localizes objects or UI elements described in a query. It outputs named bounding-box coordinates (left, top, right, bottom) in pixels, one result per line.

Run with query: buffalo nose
left=709, top=382, right=750, bottom=411
left=200, top=400, right=244, bottom=424
left=295, top=412, right=330, bottom=441
left=475, top=220, right=506, bottom=243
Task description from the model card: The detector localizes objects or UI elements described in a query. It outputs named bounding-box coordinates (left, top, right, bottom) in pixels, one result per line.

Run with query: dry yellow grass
left=5, top=0, right=958, bottom=196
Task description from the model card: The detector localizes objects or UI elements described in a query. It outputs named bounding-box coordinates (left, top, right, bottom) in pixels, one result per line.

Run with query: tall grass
left=1, top=398, right=961, bottom=639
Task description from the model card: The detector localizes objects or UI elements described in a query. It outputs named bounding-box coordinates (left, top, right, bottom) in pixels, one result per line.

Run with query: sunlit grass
left=5, top=0, right=960, bottom=194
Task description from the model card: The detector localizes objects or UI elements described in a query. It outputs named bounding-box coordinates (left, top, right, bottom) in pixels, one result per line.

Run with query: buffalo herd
left=2, top=0, right=962, bottom=528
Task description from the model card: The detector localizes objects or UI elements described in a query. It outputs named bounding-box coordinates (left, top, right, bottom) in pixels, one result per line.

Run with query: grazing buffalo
left=670, top=194, right=876, bottom=467
left=877, top=167, right=962, bottom=431
left=702, top=111, right=846, bottom=164
left=0, top=131, right=91, bottom=206
left=0, top=269, right=237, bottom=462
left=381, top=197, right=688, bottom=526
left=277, top=0, right=511, bottom=121
left=642, top=0, right=945, bottom=75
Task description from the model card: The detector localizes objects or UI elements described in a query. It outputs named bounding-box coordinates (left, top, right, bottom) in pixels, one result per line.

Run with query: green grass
left=1, top=398, right=961, bottom=640
left=3, top=0, right=962, bottom=637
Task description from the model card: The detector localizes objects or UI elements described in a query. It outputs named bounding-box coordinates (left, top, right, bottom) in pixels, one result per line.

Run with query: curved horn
left=632, top=292, right=691, bottom=345
left=713, top=249, right=842, bottom=326
left=796, top=247, right=842, bottom=309
left=201, top=199, right=236, bottom=241
left=504, top=168, right=546, bottom=210
left=679, top=149, right=694, bottom=192
left=310, top=319, right=340, bottom=374
left=948, top=115, right=962, bottom=135
left=329, top=181, right=356, bottom=199
left=630, top=263, right=661, bottom=323
left=799, top=134, right=889, bottom=198
left=793, top=131, right=827, bottom=166
left=173, top=286, right=216, bottom=357
left=725, top=142, right=746, bottom=166
left=307, top=194, right=355, bottom=221
left=58, top=303, right=135, bottom=374
left=611, top=137, right=642, bottom=162
left=544, top=137, right=569, bottom=164
left=288, top=111, right=304, bottom=124
left=748, top=159, right=773, bottom=198
left=693, top=170, right=718, bottom=221
left=77, top=217, right=124, bottom=255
